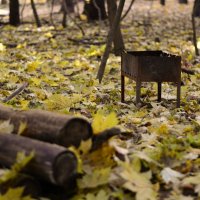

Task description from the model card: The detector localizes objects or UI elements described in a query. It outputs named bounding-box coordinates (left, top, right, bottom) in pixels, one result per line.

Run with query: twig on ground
left=181, top=67, right=195, bottom=75
left=67, top=37, right=105, bottom=45
left=91, top=127, right=121, bottom=151
left=2, top=82, right=29, bottom=103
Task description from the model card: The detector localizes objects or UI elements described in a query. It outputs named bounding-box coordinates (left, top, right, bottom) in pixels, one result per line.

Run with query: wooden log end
left=53, top=151, right=78, bottom=187
left=58, top=118, right=93, bottom=148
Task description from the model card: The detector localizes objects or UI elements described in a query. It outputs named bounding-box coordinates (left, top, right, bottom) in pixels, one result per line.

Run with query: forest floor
left=0, top=0, right=200, bottom=200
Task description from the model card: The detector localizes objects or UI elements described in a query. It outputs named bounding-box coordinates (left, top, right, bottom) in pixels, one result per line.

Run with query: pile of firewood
left=0, top=104, right=120, bottom=199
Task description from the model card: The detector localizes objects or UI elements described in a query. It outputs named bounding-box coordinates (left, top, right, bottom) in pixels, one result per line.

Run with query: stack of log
left=0, top=104, right=93, bottom=147
left=0, top=104, right=121, bottom=199
left=0, top=105, right=121, bottom=200
left=0, top=104, right=94, bottom=198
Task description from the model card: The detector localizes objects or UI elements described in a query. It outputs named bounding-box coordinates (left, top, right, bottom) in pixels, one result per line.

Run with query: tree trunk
left=0, top=133, right=77, bottom=187
left=0, top=104, right=93, bottom=148
left=61, top=0, right=75, bottom=13
left=179, top=0, right=188, bottom=3
left=160, top=0, right=165, bottom=5
left=107, top=0, right=124, bottom=56
left=193, top=0, right=200, bottom=17
left=97, top=0, right=125, bottom=82
left=83, top=0, right=107, bottom=20
left=192, top=0, right=199, bottom=56
left=9, top=0, right=20, bottom=26
left=31, top=0, right=42, bottom=27
left=1, top=0, right=7, bottom=4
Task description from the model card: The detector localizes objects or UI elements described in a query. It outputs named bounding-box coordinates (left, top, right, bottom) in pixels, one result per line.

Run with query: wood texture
left=0, top=104, right=93, bottom=147
left=0, top=133, right=77, bottom=187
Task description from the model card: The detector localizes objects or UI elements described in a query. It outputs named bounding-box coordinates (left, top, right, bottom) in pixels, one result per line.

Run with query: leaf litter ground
left=0, top=0, right=200, bottom=199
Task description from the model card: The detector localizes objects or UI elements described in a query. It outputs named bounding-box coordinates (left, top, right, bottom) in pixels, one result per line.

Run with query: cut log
left=0, top=104, right=93, bottom=147
left=91, top=127, right=121, bottom=151
left=0, top=133, right=78, bottom=187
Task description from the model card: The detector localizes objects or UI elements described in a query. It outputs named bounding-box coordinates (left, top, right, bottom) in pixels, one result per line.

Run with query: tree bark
left=0, top=104, right=93, bottom=148
left=192, top=15, right=199, bottom=56
left=121, top=0, right=135, bottom=20
left=179, top=0, right=188, bottom=3
left=61, top=0, right=75, bottom=13
left=31, top=0, right=42, bottom=27
left=160, top=0, right=165, bottom=5
left=9, top=0, right=20, bottom=26
left=107, top=0, right=124, bottom=56
left=0, top=133, right=78, bottom=187
left=1, top=0, right=7, bottom=4
left=193, top=0, right=200, bottom=17
left=192, top=0, right=199, bottom=56
left=97, top=0, right=125, bottom=83
left=83, top=0, right=107, bottom=20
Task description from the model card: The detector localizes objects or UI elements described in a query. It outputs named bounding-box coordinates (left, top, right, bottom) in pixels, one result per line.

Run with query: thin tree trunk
left=31, top=0, right=42, bottom=27
left=107, top=0, right=124, bottom=56
left=121, top=0, right=135, bottom=20
left=83, top=0, right=106, bottom=20
left=2, top=0, right=7, bottom=4
left=179, top=0, right=188, bottom=3
left=62, top=0, right=68, bottom=27
left=160, top=0, right=165, bottom=5
left=9, top=0, right=20, bottom=26
left=193, top=0, right=200, bottom=17
left=192, top=0, right=199, bottom=56
left=97, top=0, right=125, bottom=83
left=192, top=16, right=199, bottom=56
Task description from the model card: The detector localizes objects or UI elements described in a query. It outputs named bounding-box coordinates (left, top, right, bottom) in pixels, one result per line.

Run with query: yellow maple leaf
left=17, top=121, right=27, bottom=135
left=0, top=43, right=6, bottom=52
left=26, top=60, right=41, bottom=72
left=31, top=77, right=41, bottom=86
left=80, top=14, right=87, bottom=21
left=0, top=120, right=14, bottom=134
left=44, top=32, right=53, bottom=38
left=16, top=42, right=27, bottom=49
left=19, top=100, right=29, bottom=110
left=44, top=94, right=71, bottom=111
left=156, top=124, right=169, bottom=135
left=78, top=139, right=92, bottom=155
left=68, top=146, right=83, bottom=173
left=0, top=187, right=34, bottom=200
left=92, top=111, right=118, bottom=134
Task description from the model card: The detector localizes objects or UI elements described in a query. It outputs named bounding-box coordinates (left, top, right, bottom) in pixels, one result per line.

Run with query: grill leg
left=158, top=82, right=162, bottom=102
left=136, top=81, right=141, bottom=105
left=121, top=75, right=125, bottom=102
left=177, top=81, right=181, bottom=108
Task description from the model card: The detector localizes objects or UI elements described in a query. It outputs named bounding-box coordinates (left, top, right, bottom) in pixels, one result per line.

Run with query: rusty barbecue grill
left=121, top=51, right=181, bottom=107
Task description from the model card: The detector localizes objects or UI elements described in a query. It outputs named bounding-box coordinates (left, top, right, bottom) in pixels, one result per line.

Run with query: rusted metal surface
left=121, top=50, right=181, bottom=107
